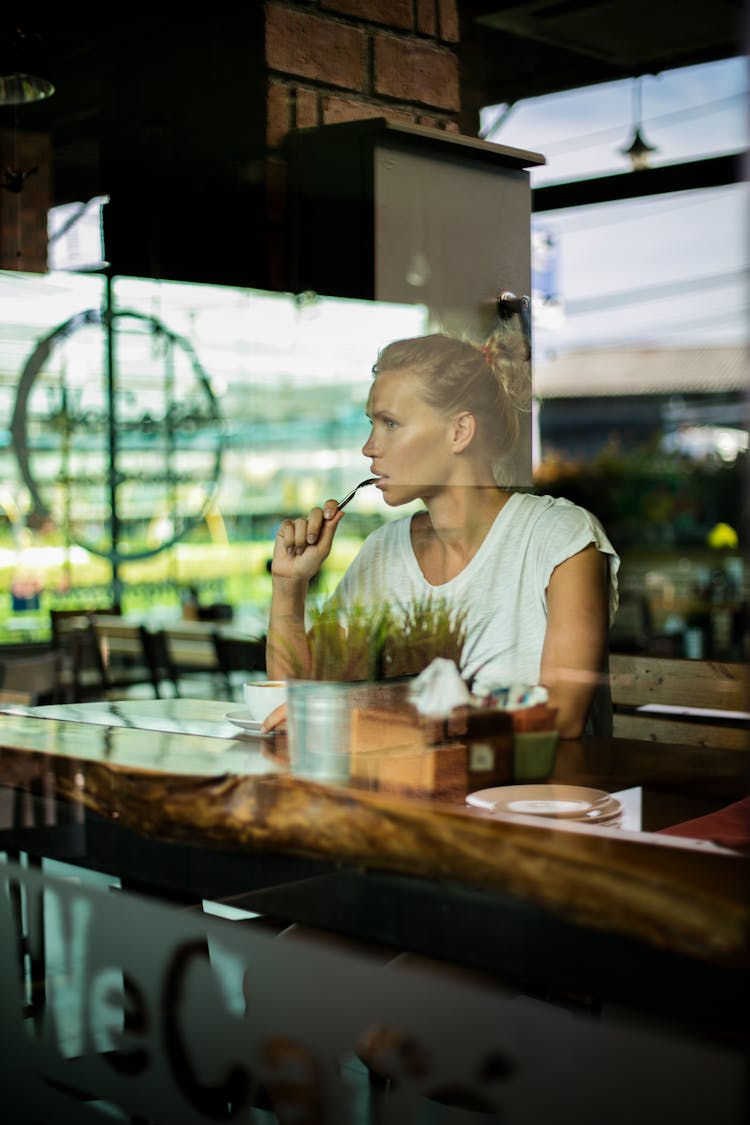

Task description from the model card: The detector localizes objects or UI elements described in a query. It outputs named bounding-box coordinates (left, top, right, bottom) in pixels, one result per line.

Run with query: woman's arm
left=266, top=575, right=313, bottom=680
left=539, top=544, right=610, bottom=738
left=265, top=502, right=344, bottom=679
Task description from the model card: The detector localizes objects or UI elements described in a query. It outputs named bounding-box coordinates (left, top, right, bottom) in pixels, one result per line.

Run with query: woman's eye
left=383, top=417, right=397, bottom=429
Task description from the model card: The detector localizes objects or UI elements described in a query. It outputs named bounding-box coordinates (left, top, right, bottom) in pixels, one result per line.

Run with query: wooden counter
left=1, top=702, right=748, bottom=984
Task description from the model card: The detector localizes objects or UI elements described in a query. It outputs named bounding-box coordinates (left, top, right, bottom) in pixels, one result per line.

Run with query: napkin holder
left=348, top=700, right=558, bottom=797
left=420, top=701, right=559, bottom=782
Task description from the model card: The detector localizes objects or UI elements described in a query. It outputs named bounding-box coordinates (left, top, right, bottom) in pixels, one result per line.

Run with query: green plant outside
left=0, top=533, right=365, bottom=644
left=534, top=446, right=747, bottom=548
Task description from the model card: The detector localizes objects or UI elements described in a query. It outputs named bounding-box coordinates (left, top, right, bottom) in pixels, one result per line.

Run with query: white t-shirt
left=331, top=493, right=620, bottom=719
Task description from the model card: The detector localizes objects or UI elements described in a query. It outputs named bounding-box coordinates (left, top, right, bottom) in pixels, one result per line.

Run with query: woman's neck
left=412, top=486, right=512, bottom=583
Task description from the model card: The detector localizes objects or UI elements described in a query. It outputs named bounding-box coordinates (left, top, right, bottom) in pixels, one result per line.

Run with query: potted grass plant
left=305, top=596, right=468, bottom=683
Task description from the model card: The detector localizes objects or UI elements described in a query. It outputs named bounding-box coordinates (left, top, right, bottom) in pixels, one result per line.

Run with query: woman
left=266, top=327, right=619, bottom=737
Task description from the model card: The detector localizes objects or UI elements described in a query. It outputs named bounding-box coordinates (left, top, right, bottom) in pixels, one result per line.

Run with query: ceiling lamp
left=0, top=25, right=55, bottom=105
left=619, top=77, right=657, bottom=171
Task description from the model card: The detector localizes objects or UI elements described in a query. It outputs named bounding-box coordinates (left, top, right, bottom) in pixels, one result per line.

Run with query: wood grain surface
left=0, top=711, right=748, bottom=972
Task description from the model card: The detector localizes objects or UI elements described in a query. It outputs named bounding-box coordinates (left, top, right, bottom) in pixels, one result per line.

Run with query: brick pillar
left=263, top=0, right=461, bottom=288
left=0, top=128, right=51, bottom=272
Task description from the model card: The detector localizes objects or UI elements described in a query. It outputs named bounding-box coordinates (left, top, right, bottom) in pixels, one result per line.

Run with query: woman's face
left=362, top=367, right=455, bottom=506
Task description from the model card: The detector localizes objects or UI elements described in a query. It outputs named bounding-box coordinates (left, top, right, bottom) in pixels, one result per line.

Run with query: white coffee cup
left=243, top=680, right=287, bottom=722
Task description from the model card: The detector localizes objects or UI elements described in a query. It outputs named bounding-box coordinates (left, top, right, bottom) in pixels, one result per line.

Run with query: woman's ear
left=451, top=411, right=477, bottom=453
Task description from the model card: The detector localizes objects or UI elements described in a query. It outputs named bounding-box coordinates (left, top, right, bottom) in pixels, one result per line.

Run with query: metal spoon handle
left=337, top=477, right=378, bottom=511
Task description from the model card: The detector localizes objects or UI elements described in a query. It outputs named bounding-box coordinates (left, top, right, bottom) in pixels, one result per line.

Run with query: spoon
left=336, top=477, right=378, bottom=511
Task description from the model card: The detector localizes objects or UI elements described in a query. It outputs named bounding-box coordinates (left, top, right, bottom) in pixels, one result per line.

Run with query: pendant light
left=0, top=25, right=55, bottom=105
left=619, top=77, right=657, bottom=171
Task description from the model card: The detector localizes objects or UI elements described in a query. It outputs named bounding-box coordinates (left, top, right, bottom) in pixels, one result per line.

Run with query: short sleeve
left=535, top=501, right=620, bottom=625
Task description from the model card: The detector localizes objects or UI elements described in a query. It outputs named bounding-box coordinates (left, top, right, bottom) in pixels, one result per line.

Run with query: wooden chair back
left=609, top=653, right=750, bottom=750
left=0, top=650, right=65, bottom=705
left=161, top=625, right=218, bottom=671
left=88, top=616, right=161, bottom=697
left=211, top=632, right=266, bottom=699
left=197, top=602, right=234, bottom=623
left=0, top=688, right=34, bottom=706
left=49, top=608, right=120, bottom=700
left=144, top=625, right=225, bottom=697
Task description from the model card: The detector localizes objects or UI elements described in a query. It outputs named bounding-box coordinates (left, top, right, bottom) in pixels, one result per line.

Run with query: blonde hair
left=373, top=323, right=531, bottom=473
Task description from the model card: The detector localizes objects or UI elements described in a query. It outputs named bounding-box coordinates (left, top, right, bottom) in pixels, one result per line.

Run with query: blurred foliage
left=534, top=443, right=747, bottom=548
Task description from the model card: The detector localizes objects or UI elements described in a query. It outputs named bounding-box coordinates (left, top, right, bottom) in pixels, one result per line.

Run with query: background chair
left=0, top=651, right=66, bottom=705
left=144, top=625, right=227, bottom=698
left=0, top=689, right=34, bottom=705
left=211, top=632, right=266, bottom=701
left=197, top=602, right=234, bottom=623
left=87, top=616, right=163, bottom=698
left=49, top=608, right=120, bottom=701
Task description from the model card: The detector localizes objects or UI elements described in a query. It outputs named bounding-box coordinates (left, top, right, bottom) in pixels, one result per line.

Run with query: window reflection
left=0, top=271, right=427, bottom=640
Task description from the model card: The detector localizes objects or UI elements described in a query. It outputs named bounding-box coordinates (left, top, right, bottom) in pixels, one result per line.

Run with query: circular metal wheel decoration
left=11, top=307, right=224, bottom=562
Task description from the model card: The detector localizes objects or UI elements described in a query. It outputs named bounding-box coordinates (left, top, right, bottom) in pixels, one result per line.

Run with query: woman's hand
left=271, top=501, right=345, bottom=582
left=261, top=701, right=287, bottom=733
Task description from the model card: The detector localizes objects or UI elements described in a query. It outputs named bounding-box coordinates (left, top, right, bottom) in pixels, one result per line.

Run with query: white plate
left=467, top=784, right=621, bottom=822
left=225, top=710, right=275, bottom=737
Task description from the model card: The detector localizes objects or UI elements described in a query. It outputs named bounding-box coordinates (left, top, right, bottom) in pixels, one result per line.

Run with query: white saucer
left=225, top=710, right=275, bottom=737
left=467, top=784, right=622, bottom=823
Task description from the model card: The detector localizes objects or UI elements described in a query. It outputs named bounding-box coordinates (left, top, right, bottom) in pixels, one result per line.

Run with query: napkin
left=409, top=660, right=558, bottom=749
left=409, top=658, right=472, bottom=718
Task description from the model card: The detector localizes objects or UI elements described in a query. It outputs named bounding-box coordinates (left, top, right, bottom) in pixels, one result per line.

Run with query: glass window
left=0, top=271, right=426, bottom=640
left=482, top=57, right=748, bottom=659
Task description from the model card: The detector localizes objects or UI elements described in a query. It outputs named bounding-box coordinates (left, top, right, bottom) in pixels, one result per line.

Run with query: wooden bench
left=609, top=653, right=750, bottom=750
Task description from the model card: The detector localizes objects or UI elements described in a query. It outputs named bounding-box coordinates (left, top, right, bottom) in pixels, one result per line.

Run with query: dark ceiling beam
left=457, top=0, right=745, bottom=105
left=532, top=152, right=746, bottom=212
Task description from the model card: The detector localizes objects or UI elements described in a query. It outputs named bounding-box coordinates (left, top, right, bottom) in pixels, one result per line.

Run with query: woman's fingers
left=271, top=503, right=345, bottom=579
left=280, top=506, right=330, bottom=554
left=261, top=701, right=287, bottom=733
left=276, top=518, right=296, bottom=553
left=293, top=517, right=310, bottom=554
left=304, top=506, right=327, bottom=544
left=305, top=500, right=341, bottom=543
left=276, top=499, right=344, bottom=554
left=319, top=505, right=344, bottom=543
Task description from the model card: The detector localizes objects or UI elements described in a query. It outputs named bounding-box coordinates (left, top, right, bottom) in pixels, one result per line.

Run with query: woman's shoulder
left=508, top=492, right=615, bottom=548
left=512, top=491, right=598, bottom=524
left=507, top=491, right=582, bottom=524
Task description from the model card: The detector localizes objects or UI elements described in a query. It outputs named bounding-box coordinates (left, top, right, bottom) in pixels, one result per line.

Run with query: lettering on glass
left=0, top=859, right=744, bottom=1124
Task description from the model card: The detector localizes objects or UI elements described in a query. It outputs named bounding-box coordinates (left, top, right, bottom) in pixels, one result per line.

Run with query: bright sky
left=481, top=56, right=749, bottom=358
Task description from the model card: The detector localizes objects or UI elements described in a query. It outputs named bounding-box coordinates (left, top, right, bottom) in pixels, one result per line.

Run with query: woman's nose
left=362, top=430, right=376, bottom=457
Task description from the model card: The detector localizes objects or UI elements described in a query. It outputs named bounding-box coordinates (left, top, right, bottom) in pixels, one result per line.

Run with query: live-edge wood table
left=0, top=698, right=748, bottom=1037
